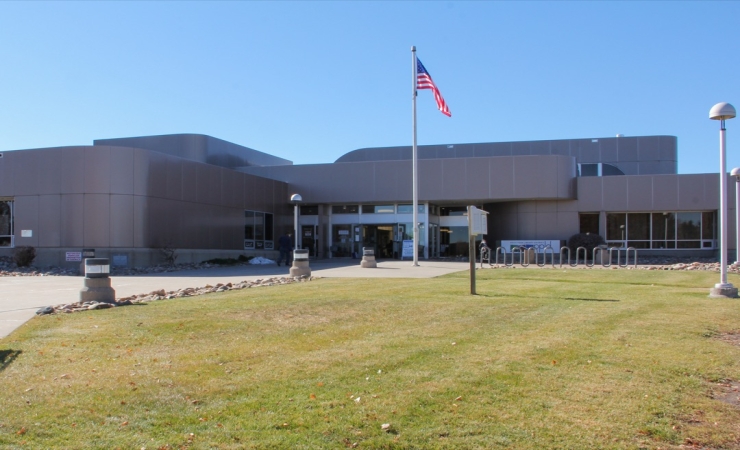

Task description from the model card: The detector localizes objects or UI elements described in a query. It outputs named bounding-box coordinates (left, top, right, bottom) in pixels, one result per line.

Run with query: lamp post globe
left=709, top=102, right=738, bottom=298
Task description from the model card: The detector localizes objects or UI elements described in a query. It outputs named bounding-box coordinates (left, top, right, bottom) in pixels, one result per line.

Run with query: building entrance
left=362, top=225, right=396, bottom=259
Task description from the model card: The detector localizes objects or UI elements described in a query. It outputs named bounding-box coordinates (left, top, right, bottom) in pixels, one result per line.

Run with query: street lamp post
left=732, top=167, right=740, bottom=265
left=709, top=102, right=738, bottom=298
left=290, top=194, right=302, bottom=251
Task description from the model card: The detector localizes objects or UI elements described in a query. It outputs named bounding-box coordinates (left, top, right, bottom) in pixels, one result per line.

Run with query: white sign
left=66, top=252, right=82, bottom=262
left=469, top=206, right=488, bottom=236
left=401, top=240, right=414, bottom=258
left=21, top=230, right=32, bottom=237
left=501, top=240, right=560, bottom=252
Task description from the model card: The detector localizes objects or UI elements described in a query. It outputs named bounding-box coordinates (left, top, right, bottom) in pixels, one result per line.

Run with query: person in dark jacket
left=277, top=233, right=293, bottom=266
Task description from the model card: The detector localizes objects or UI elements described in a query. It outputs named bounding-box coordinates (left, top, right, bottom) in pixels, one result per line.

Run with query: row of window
left=303, top=204, right=471, bottom=216
left=244, top=210, right=274, bottom=250
left=580, top=211, right=716, bottom=249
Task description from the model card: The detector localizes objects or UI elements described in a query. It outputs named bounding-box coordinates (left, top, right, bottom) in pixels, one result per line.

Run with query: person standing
left=277, top=233, right=293, bottom=267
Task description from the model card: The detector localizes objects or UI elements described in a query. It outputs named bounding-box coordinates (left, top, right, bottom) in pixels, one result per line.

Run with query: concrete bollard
left=290, top=249, right=311, bottom=277
left=80, top=258, right=116, bottom=303
left=361, top=247, right=377, bottom=268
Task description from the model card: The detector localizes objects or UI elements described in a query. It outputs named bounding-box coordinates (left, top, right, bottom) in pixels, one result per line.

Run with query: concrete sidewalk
left=0, top=259, right=470, bottom=340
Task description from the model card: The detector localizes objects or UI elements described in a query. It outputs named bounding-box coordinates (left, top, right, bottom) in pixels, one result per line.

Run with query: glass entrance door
left=429, top=223, right=439, bottom=258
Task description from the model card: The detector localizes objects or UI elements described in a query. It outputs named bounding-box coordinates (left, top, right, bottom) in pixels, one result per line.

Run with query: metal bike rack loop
left=560, top=246, right=572, bottom=268
left=495, top=247, right=509, bottom=267
left=575, top=247, right=587, bottom=267
left=537, top=245, right=555, bottom=267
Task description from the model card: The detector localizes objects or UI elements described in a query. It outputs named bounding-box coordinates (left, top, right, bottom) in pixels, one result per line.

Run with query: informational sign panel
left=469, top=206, right=488, bottom=236
left=401, top=240, right=414, bottom=259
left=501, top=240, right=560, bottom=252
left=66, top=252, right=82, bottom=262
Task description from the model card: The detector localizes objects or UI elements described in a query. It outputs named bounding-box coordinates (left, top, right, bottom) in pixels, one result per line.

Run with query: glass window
left=602, top=163, right=625, bottom=176
left=332, top=205, right=358, bottom=214
left=264, top=213, right=273, bottom=241
left=440, top=206, right=468, bottom=216
left=361, top=205, right=393, bottom=214
left=702, top=212, right=716, bottom=240
left=606, top=213, right=626, bottom=240
left=299, top=205, right=318, bottom=215
left=254, top=212, right=265, bottom=240
left=331, top=225, right=353, bottom=257
left=651, top=213, right=675, bottom=249
left=579, top=163, right=599, bottom=177
left=627, top=213, right=650, bottom=241
left=0, top=200, right=12, bottom=247
left=579, top=213, right=599, bottom=235
left=677, top=212, right=701, bottom=240
left=440, top=226, right=470, bottom=257
left=397, top=204, right=413, bottom=214
left=244, top=211, right=255, bottom=240
left=245, top=210, right=273, bottom=249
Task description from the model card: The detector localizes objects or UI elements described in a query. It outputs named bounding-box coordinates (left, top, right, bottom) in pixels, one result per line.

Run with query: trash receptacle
left=361, top=247, right=377, bottom=268
left=80, top=258, right=115, bottom=303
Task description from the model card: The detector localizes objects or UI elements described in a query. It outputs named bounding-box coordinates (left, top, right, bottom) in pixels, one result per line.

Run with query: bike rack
left=512, top=246, right=525, bottom=267
left=575, top=247, right=587, bottom=266
left=560, top=246, right=571, bottom=268
left=537, top=245, right=555, bottom=267
left=614, top=247, right=638, bottom=268
left=594, top=247, right=610, bottom=267
left=480, top=246, right=491, bottom=268
left=495, top=247, right=509, bottom=266
left=520, top=247, right=531, bottom=267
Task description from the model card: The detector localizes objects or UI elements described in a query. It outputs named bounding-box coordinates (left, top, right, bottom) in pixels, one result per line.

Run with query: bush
left=13, top=246, right=36, bottom=267
left=567, top=233, right=605, bottom=254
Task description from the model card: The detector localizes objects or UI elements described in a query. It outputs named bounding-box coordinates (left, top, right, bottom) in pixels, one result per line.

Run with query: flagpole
left=411, top=45, right=419, bottom=267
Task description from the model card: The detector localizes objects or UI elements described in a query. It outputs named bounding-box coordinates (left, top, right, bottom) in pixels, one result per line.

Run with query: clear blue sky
left=0, top=1, right=738, bottom=174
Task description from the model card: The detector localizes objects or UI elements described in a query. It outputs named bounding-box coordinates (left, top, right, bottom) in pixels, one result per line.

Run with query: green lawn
left=1, top=269, right=740, bottom=449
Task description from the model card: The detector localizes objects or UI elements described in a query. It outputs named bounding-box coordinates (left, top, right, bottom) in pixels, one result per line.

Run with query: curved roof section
left=94, top=133, right=292, bottom=169
left=335, top=135, right=677, bottom=176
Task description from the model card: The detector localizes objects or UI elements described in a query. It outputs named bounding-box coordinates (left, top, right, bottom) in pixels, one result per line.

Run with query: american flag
left=416, top=58, right=451, bottom=117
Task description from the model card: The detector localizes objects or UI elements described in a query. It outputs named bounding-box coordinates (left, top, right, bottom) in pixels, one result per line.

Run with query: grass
left=2, top=269, right=740, bottom=449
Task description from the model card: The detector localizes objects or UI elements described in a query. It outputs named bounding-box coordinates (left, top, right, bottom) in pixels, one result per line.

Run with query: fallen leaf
left=310, top=393, right=317, bottom=400
left=17, top=427, right=26, bottom=435
left=121, top=421, right=129, bottom=427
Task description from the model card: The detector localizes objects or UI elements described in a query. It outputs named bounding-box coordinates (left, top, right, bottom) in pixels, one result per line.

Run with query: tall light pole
left=732, top=167, right=740, bottom=265
left=290, top=194, right=302, bottom=252
left=709, top=102, right=738, bottom=298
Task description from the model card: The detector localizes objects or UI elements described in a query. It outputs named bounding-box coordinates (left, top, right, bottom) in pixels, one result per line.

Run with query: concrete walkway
left=0, top=259, right=470, bottom=340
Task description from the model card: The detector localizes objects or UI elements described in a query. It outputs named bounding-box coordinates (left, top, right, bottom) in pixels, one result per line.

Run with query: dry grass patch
left=1, top=270, right=740, bottom=448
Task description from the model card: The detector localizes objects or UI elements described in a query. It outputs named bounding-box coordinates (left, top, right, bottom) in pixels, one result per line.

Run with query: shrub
left=13, top=246, right=36, bottom=267
left=567, top=233, right=605, bottom=254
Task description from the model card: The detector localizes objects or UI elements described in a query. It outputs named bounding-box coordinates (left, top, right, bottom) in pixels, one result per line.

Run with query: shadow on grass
left=477, top=293, right=619, bottom=302
left=0, top=349, right=22, bottom=373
